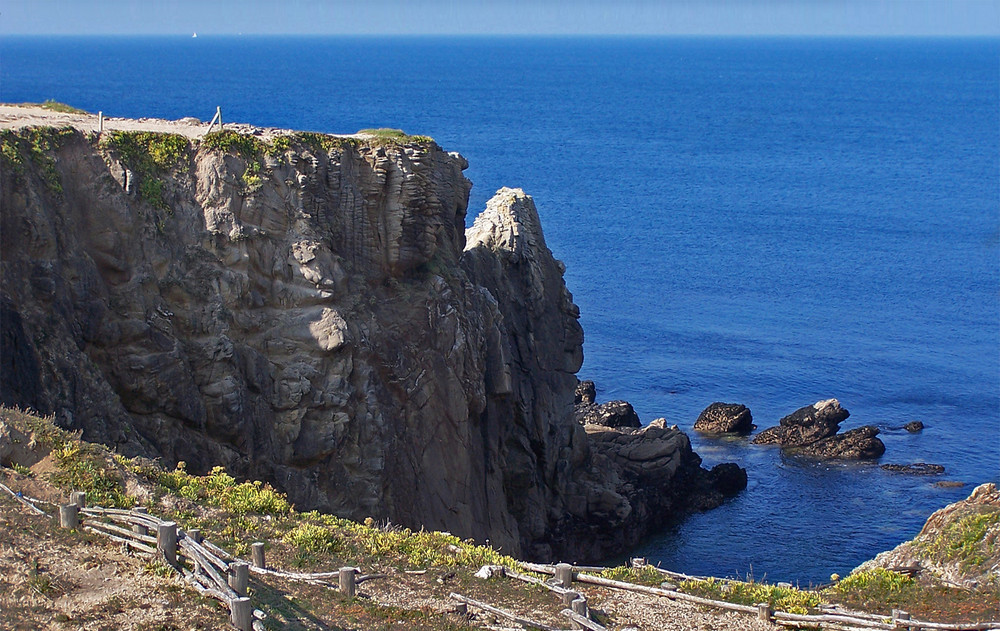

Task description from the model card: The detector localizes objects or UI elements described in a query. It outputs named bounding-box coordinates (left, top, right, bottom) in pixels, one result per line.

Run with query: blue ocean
left=2, top=36, right=997, bottom=584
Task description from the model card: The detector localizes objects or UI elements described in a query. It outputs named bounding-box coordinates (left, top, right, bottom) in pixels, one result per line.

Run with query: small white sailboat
left=192, top=32, right=198, bottom=38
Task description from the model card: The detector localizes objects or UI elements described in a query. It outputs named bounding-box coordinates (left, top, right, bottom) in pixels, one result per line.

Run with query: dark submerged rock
left=903, top=421, right=924, bottom=433
left=881, top=462, right=945, bottom=475
left=693, top=402, right=754, bottom=434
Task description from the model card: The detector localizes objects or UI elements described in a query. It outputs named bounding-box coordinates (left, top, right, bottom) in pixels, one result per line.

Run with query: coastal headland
left=0, top=105, right=745, bottom=562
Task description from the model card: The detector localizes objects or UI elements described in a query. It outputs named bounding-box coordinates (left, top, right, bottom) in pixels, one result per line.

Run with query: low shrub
left=149, top=462, right=292, bottom=516
left=829, top=568, right=916, bottom=609
left=599, top=564, right=665, bottom=586
left=681, top=577, right=821, bottom=614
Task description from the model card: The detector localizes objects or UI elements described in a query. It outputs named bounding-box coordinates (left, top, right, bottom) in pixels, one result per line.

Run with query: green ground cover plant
left=0, top=126, right=77, bottom=193
left=357, top=128, right=434, bottom=144
left=680, top=576, right=821, bottom=614
left=919, top=509, right=1000, bottom=571
left=99, top=130, right=190, bottom=209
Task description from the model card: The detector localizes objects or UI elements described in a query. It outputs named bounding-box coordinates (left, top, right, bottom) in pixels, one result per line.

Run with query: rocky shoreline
left=0, top=108, right=953, bottom=567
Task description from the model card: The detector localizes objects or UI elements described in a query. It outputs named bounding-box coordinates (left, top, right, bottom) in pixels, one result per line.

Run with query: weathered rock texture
left=576, top=400, right=642, bottom=429
left=880, top=463, right=945, bottom=475
left=693, top=402, right=754, bottom=434
left=752, top=398, right=885, bottom=459
left=0, top=129, right=743, bottom=561
left=854, top=483, right=1000, bottom=589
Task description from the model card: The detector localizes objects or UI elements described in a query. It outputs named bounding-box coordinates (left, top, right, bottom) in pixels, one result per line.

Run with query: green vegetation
left=201, top=129, right=268, bottom=192
left=99, top=130, right=190, bottom=210
left=598, top=564, right=665, bottom=586
left=357, top=128, right=434, bottom=144
left=126, top=459, right=292, bottom=516
left=2, top=407, right=134, bottom=508
left=828, top=568, right=916, bottom=610
left=9, top=100, right=90, bottom=114
left=290, top=131, right=355, bottom=153
left=680, top=577, right=821, bottom=615
left=0, top=126, right=77, bottom=194
left=282, top=511, right=519, bottom=571
left=51, top=441, right=137, bottom=509
left=919, top=509, right=1000, bottom=571
left=201, top=129, right=265, bottom=160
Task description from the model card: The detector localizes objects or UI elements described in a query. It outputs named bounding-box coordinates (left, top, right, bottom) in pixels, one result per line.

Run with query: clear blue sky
left=2, top=0, right=998, bottom=36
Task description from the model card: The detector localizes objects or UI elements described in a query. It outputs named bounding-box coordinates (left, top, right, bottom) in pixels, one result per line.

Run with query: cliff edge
left=0, top=118, right=744, bottom=560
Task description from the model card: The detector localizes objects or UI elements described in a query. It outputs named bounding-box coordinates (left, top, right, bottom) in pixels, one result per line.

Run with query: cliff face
left=0, top=126, right=743, bottom=560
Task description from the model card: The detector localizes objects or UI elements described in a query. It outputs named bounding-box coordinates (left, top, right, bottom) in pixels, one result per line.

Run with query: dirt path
left=0, top=103, right=356, bottom=141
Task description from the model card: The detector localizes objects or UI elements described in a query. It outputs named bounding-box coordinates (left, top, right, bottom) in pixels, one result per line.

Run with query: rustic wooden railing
left=3, top=481, right=997, bottom=631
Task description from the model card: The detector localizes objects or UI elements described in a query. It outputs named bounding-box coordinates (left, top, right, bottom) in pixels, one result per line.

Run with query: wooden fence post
left=893, top=609, right=911, bottom=630
left=157, top=521, right=177, bottom=565
left=98, top=111, right=103, bottom=134
left=251, top=542, right=265, bottom=568
left=207, top=106, right=222, bottom=134
left=132, top=506, right=148, bottom=536
left=570, top=596, right=588, bottom=617
left=757, top=602, right=772, bottom=622
left=70, top=491, right=87, bottom=508
left=187, top=528, right=202, bottom=544
left=561, top=590, right=580, bottom=607
left=59, top=504, right=78, bottom=529
left=339, top=566, right=356, bottom=598
left=229, top=562, right=249, bottom=596
left=230, top=596, right=252, bottom=631
left=555, top=563, right=573, bottom=588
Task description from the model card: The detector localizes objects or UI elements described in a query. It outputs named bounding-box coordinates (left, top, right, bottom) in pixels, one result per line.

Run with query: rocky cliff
left=0, top=124, right=744, bottom=560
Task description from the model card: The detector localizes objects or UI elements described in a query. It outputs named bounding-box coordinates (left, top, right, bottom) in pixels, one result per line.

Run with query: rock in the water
left=706, top=462, right=749, bottom=497
left=575, top=379, right=596, bottom=405
left=693, top=402, right=754, bottom=434
left=580, top=418, right=748, bottom=556
left=800, top=425, right=886, bottom=459
left=904, top=421, right=924, bottom=433
left=578, top=400, right=641, bottom=429
left=881, top=463, right=945, bottom=475
left=752, top=399, right=885, bottom=460
left=752, top=398, right=849, bottom=446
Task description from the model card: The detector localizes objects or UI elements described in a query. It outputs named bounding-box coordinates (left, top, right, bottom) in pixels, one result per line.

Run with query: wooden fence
left=2, top=485, right=380, bottom=631
left=2, top=481, right=997, bottom=631
left=520, top=562, right=1000, bottom=631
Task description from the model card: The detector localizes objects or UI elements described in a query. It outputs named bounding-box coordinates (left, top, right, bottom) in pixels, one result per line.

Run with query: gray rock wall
left=0, top=129, right=743, bottom=560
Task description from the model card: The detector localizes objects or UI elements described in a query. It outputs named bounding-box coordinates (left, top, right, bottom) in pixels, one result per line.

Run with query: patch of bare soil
left=0, top=104, right=357, bottom=142
left=0, top=491, right=230, bottom=631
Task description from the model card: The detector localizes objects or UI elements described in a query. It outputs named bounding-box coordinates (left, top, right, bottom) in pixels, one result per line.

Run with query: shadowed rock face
left=0, top=131, right=743, bottom=561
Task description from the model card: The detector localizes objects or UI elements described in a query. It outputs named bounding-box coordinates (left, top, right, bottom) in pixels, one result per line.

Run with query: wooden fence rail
left=2, top=481, right=998, bottom=631
left=517, top=561, right=1000, bottom=631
